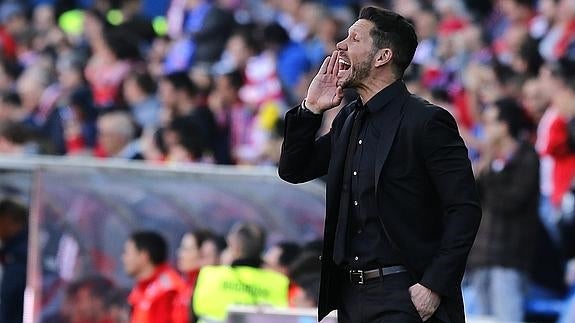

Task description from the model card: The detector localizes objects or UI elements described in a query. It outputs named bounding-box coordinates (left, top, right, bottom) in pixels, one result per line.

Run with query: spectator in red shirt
left=122, top=231, right=186, bottom=323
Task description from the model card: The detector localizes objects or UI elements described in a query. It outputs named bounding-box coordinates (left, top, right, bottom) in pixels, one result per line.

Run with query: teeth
left=339, top=59, right=351, bottom=66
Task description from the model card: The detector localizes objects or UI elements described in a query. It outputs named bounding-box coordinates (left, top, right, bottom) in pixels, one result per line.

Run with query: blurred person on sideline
left=192, top=222, right=289, bottom=323
left=278, top=6, right=481, bottom=323
left=466, top=97, right=539, bottom=321
left=174, top=230, right=213, bottom=323
left=64, top=275, right=114, bottom=323
left=199, top=232, right=226, bottom=266
left=287, top=250, right=322, bottom=308
left=122, top=231, right=186, bottom=323
left=104, top=288, right=131, bottom=323
left=263, top=241, right=301, bottom=276
left=290, top=272, right=321, bottom=308
left=263, top=241, right=302, bottom=306
left=0, top=199, right=28, bottom=323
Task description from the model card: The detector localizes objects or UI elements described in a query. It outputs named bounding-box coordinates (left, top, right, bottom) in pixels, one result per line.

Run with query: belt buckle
left=349, top=269, right=364, bottom=284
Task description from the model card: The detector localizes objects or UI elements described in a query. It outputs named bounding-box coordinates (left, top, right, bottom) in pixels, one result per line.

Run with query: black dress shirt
left=339, top=81, right=405, bottom=269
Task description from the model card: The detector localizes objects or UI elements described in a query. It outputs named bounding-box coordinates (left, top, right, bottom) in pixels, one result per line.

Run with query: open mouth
left=339, top=58, right=351, bottom=71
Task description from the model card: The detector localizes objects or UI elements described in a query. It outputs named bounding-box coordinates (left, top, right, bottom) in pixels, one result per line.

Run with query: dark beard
left=342, top=52, right=375, bottom=89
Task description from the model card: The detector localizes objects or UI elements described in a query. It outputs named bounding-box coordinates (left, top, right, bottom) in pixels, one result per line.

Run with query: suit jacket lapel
left=328, top=106, right=356, bottom=183
left=374, top=91, right=409, bottom=195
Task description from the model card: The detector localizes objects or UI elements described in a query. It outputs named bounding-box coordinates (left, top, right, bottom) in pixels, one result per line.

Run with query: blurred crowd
left=1, top=0, right=575, bottom=321
left=46, top=226, right=322, bottom=323
left=0, top=0, right=355, bottom=165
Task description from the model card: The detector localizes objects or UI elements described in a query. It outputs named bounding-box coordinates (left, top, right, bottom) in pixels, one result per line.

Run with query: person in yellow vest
left=193, top=222, right=289, bottom=323
left=122, top=231, right=186, bottom=323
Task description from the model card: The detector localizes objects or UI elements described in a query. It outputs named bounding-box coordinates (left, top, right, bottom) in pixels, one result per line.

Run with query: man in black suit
left=278, top=7, right=481, bottom=323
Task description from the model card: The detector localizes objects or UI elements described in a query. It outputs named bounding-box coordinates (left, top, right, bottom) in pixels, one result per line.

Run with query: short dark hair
left=513, top=0, right=535, bottom=8
left=0, top=121, right=31, bottom=145
left=262, top=23, right=290, bottom=47
left=358, top=6, right=418, bottom=77
left=223, top=70, right=244, bottom=91
left=551, top=58, right=575, bottom=91
left=231, top=25, right=261, bottom=53
left=0, top=198, right=27, bottom=224
left=67, top=275, right=114, bottom=301
left=127, top=70, right=157, bottom=95
left=492, top=97, right=531, bottom=140
left=207, top=234, right=227, bottom=254
left=0, top=91, right=21, bottom=107
left=129, top=231, right=168, bottom=265
left=187, top=229, right=213, bottom=248
left=276, top=242, right=302, bottom=268
left=517, top=37, right=543, bottom=78
left=103, top=28, right=141, bottom=60
left=167, top=116, right=205, bottom=159
left=162, top=72, right=199, bottom=97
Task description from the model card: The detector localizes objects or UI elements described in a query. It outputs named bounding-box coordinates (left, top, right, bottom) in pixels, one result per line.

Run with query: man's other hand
left=409, top=283, right=441, bottom=321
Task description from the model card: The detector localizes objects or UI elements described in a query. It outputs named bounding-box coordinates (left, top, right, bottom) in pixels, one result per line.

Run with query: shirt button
left=354, top=200, right=358, bottom=206
left=355, top=256, right=359, bottom=261
left=353, top=171, right=357, bottom=176
left=358, top=139, right=363, bottom=145
left=357, top=229, right=362, bottom=234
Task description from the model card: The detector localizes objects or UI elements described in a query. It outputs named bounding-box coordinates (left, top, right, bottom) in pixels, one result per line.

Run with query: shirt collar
left=362, top=80, right=406, bottom=114
left=136, top=263, right=169, bottom=289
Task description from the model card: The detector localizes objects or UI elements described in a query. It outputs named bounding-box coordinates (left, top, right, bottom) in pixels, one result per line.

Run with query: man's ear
left=374, top=48, right=392, bottom=68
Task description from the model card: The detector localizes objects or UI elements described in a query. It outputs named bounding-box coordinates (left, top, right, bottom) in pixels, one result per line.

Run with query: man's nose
left=336, top=40, right=347, bottom=51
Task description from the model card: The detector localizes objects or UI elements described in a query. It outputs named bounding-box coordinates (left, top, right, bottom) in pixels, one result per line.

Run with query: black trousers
left=337, top=271, right=444, bottom=323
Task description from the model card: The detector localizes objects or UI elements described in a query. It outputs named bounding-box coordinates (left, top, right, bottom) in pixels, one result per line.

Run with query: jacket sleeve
left=278, top=106, right=331, bottom=184
left=419, top=107, right=482, bottom=297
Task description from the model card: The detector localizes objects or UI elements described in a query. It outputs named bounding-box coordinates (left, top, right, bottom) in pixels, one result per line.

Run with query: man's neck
left=356, top=76, right=398, bottom=104
left=136, top=264, right=158, bottom=282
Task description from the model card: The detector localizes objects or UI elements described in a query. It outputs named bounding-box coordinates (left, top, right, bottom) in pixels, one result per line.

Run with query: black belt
left=348, top=265, right=407, bottom=285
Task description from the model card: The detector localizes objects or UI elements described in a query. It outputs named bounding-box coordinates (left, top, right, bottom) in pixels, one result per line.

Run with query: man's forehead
left=348, top=19, right=374, bottom=34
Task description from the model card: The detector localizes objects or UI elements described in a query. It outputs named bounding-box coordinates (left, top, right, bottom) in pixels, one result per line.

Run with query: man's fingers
left=331, top=51, right=340, bottom=75
left=326, top=51, right=338, bottom=75
left=319, top=56, right=330, bottom=74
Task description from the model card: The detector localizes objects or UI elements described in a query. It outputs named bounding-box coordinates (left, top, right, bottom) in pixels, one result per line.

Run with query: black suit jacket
left=278, top=83, right=481, bottom=322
